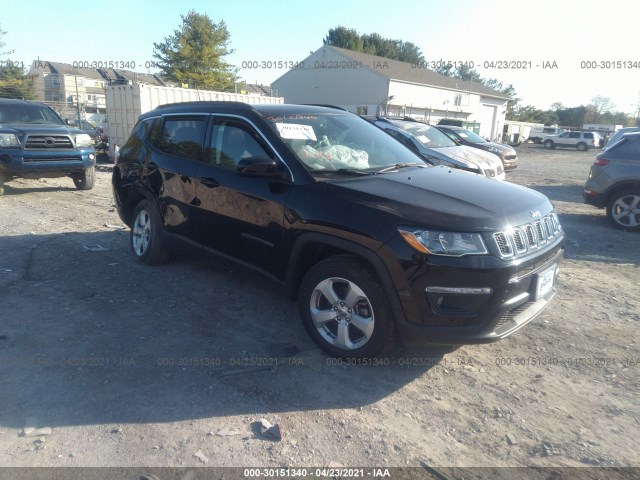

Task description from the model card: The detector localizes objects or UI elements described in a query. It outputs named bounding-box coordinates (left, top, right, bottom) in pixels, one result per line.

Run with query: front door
left=194, top=116, right=292, bottom=277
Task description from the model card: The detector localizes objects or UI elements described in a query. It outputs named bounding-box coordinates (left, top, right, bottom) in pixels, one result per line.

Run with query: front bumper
left=0, top=148, right=95, bottom=178
left=387, top=237, right=565, bottom=346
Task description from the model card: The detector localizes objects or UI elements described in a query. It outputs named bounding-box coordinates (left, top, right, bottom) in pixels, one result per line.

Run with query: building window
left=454, top=93, right=469, bottom=106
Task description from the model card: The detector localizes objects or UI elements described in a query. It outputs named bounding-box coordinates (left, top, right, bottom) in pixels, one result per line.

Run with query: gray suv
left=584, top=131, right=640, bottom=230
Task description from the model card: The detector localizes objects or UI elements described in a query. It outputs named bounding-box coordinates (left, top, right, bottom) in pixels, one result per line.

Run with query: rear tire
left=73, top=166, right=95, bottom=190
left=298, top=255, right=395, bottom=358
left=606, top=189, right=640, bottom=231
left=0, top=173, right=4, bottom=196
left=130, top=199, right=170, bottom=265
left=577, top=142, right=588, bottom=151
left=544, top=140, right=554, bottom=149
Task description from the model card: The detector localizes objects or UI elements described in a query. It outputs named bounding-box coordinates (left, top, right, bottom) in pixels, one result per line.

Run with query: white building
left=272, top=46, right=510, bottom=141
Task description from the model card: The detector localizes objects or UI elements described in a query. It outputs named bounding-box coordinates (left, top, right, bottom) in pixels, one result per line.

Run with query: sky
left=2, top=0, right=639, bottom=114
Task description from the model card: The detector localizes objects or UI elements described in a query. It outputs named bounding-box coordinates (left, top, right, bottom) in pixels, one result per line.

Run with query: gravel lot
left=0, top=144, right=638, bottom=474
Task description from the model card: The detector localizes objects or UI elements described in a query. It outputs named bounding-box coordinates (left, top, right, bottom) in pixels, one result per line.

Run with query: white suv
left=543, top=131, right=601, bottom=151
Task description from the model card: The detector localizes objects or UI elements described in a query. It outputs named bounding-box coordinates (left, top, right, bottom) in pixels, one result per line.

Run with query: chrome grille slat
left=493, top=213, right=562, bottom=259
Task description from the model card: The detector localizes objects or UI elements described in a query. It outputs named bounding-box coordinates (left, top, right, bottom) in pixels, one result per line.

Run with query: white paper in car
left=276, top=123, right=317, bottom=141
left=416, top=135, right=430, bottom=143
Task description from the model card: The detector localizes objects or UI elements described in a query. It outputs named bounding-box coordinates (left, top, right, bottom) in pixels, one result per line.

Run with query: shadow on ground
left=0, top=231, right=445, bottom=431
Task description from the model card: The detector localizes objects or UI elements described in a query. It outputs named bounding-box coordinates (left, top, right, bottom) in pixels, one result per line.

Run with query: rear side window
left=609, top=137, right=640, bottom=158
left=154, top=117, right=207, bottom=162
left=584, top=133, right=594, bottom=139
left=119, top=118, right=154, bottom=160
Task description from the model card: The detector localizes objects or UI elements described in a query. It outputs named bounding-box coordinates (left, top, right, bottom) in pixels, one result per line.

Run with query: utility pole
left=74, top=75, right=81, bottom=124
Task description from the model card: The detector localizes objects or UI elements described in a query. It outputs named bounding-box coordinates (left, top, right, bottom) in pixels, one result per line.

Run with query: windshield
left=261, top=111, right=427, bottom=173
left=0, top=103, right=64, bottom=125
left=452, top=128, right=487, bottom=144
left=397, top=121, right=457, bottom=148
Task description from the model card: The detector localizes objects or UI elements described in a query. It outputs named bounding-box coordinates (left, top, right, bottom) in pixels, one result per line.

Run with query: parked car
left=0, top=99, right=96, bottom=195
left=602, top=127, right=640, bottom=151
left=436, top=125, right=518, bottom=171
left=64, top=118, right=98, bottom=141
left=528, top=126, right=565, bottom=144
left=366, top=117, right=505, bottom=180
left=584, top=131, right=640, bottom=231
left=113, top=102, right=564, bottom=358
left=543, top=131, right=600, bottom=151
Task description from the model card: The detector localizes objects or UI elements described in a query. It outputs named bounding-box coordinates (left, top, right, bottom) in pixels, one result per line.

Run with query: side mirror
left=237, top=156, right=288, bottom=180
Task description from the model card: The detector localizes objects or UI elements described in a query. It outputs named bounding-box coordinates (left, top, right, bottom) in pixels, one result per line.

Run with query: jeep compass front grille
left=25, top=135, right=74, bottom=149
left=493, top=213, right=562, bottom=259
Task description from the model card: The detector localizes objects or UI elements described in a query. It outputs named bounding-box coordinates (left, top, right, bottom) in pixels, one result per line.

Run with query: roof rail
left=302, top=104, right=347, bottom=111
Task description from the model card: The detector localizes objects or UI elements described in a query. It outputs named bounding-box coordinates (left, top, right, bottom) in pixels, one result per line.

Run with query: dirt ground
left=0, top=144, right=639, bottom=474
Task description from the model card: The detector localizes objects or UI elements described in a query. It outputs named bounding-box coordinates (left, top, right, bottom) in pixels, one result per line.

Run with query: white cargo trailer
left=105, top=83, right=284, bottom=158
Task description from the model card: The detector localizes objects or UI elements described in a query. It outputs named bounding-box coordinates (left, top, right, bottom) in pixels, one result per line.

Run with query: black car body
left=112, top=102, right=564, bottom=357
left=437, top=125, right=518, bottom=171
left=0, top=99, right=96, bottom=195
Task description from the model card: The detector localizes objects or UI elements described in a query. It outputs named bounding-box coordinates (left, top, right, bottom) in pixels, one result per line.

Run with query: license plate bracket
left=536, top=264, right=557, bottom=300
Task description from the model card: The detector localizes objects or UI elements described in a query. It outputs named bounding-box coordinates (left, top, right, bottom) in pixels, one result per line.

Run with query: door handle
left=198, top=177, right=220, bottom=188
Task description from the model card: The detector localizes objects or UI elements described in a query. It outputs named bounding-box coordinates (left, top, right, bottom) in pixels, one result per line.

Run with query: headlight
left=74, top=133, right=93, bottom=147
left=0, top=133, right=20, bottom=148
left=399, top=228, right=488, bottom=256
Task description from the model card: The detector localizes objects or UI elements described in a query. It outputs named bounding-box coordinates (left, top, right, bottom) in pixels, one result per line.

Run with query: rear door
left=145, top=114, right=209, bottom=243
left=193, top=115, right=292, bottom=277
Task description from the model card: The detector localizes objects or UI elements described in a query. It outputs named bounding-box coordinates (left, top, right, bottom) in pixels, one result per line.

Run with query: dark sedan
left=437, top=125, right=518, bottom=171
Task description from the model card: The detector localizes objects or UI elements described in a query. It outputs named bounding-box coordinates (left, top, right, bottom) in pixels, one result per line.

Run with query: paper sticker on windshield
left=416, top=135, right=430, bottom=144
left=276, top=123, right=317, bottom=141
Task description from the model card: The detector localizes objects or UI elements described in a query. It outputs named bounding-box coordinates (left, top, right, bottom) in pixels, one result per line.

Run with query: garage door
left=479, top=105, right=496, bottom=140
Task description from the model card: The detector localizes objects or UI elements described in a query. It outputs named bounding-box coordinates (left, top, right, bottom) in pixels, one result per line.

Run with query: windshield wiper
left=375, top=162, right=425, bottom=173
left=310, top=168, right=373, bottom=176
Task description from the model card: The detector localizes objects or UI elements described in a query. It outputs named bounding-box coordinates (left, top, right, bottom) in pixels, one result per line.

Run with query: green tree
left=323, top=27, right=424, bottom=64
left=0, top=24, right=35, bottom=99
left=323, top=27, right=363, bottom=52
left=152, top=11, right=237, bottom=91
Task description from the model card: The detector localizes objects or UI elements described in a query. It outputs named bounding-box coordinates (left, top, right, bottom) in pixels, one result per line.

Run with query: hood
left=327, top=166, right=551, bottom=231
left=481, top=142, right=516, bottom=155
left=431, top=145, right=502, bottom=169
left=0, top=123, right=84, bottom=136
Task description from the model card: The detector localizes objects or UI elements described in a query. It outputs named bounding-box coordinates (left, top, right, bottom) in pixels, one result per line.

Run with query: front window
left=452, top=128, right=487, bottom=144
left=397, top=121, right=457, bottom=149
left=260, top=111, right=426, bottom=173
left=0, top=103, right=64, bottom=125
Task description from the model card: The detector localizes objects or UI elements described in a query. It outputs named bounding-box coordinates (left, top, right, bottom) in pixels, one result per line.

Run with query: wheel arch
left=604, top=180, right=640, bottom=206
left=286, top=233, right=406, bottom=325
left=113, top=167, right=160, bottom=227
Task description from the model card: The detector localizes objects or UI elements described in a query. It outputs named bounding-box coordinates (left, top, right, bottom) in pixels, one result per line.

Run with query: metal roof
left=327, top=46, right=510, bottom=100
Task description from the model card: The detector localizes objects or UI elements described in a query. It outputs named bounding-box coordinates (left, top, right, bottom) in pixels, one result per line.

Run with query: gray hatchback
left=584, top=131, right=640, bottom=231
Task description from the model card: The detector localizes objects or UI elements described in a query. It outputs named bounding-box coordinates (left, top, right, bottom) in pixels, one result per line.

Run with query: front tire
left=544, top=140, right=554, bottom=149
left=73, top=166, right=95, bottom=190
left=606, top=189, right=640, bottom=231
left=130, top=199, right=170, bottom=265
left=298, top=255, right=395, bottom=358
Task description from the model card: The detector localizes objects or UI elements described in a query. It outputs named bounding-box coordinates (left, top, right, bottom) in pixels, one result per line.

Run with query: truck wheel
left=130, top=199, right=170, bottom=265
left=298, top=255, right=395, bottom=358
left=544, top=140, right=554, bottom=149
left=0, top=174, right=4, bottom=196
left=606, top=189, right=640, bottom=231
left=73, top=166, right=96, bottom=190
left=576, top=142, right=588, bottom=151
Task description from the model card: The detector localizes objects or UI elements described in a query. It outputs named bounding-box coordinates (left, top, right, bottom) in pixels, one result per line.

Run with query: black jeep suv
left=0, top=99, right=96, bottom=195
left=112, top=102, right=565, bottom=358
